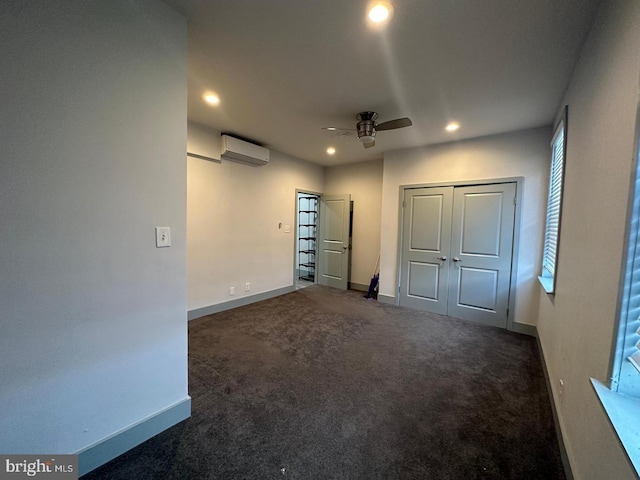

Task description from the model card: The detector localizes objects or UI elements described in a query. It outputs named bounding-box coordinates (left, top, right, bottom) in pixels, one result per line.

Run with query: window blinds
left=624, top=175, right=640, bottom=375
left=542, top=121, right=566, bottom=279
left=613, top=142, right=640, bottom=396
left=627, top=264, right=640, bottom=374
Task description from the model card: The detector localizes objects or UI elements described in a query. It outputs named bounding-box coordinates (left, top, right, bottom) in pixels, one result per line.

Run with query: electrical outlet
left=245, top=282, right=250, bottom=292
left=229, top=286, right=235, bottom=296
left=155, top=227, right=171, bottom=248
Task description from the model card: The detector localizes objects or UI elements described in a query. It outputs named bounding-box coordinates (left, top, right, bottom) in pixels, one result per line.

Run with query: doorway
left=398, top=181, right=518, bottom=329
left=296, top=192, right=320, bottom=289
left=295, top=191, right=352, bottom=290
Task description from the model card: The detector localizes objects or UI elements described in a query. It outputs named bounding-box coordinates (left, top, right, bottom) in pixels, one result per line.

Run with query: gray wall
left=0, top=1, right=189, bottom=454
left=537, top=0, right=640, bottom=478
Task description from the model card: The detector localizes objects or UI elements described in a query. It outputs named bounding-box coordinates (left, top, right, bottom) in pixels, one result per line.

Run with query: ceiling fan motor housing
left=356, top=111, right=378, bottom=143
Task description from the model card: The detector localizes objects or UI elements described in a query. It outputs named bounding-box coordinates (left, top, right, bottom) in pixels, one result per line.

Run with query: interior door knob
left=453, top=257, right=461, bottom=262
left=437, top=256, right=447, bottom=261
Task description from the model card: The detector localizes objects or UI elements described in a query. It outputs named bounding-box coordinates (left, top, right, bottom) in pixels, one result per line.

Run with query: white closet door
left=447, top=183, right=516, bottom=328
left=399, top=187, right=453, bottom=314
left=399, top=183, right=516, bottom=329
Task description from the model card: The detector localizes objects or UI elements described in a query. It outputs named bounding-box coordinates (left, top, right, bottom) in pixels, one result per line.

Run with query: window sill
left=591, top=378, right=640, bottom=476
left=538, top=275, right=555, bottom=294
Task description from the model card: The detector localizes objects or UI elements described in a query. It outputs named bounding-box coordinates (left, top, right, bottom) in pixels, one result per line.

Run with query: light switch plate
left=155, top=227, right=171, bottom=248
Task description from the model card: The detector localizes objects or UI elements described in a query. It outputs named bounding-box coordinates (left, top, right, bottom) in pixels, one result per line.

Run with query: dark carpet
left=82, top=285, right=565, bottom=480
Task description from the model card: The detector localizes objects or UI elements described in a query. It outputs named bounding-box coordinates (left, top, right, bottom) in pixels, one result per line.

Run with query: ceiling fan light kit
left=356, top=111, right=378, bottom=144
left=323, top=111, right=412, bottom=149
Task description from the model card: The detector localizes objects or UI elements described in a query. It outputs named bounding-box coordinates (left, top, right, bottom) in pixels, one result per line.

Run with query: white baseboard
left=188, top=285, right=296, bottom=321
left=349, top=282, right=369, bottom=292
left=510, top=321, right=537, bottom=337
left=377, top=294, right=395, bottom=305
left=536, top=334, right=573, bottom=480
left=77, top=396, right=191, bottom=477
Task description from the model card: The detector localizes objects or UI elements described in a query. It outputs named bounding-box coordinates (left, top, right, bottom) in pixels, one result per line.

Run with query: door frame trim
left=396, top=177, right=531, bottom=335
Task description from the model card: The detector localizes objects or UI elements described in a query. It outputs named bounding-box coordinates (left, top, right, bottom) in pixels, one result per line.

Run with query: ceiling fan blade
left=364, top=140, right=375, bottom=149
left=321, top=127, right=355, bottom=132
left=376, top=117, right=413, bottom=131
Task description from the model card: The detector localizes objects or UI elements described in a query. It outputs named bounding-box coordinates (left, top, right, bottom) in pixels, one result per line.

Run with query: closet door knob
left=437, top=256, right=447, bottom=261
left=452, top=257, right=461, bottom=262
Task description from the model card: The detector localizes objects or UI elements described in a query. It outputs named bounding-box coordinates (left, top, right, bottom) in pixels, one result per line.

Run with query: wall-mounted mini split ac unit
left=220, top=134, right=270, bottom=166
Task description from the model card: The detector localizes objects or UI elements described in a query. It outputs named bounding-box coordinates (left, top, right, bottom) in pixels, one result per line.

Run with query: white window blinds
left=613, top=150, right=640, bottom=397
left=543, top=126, right=564, bottom=274
left=540, top=111, right=567, bottom=293
left=625, top=220, right=640, bottom=375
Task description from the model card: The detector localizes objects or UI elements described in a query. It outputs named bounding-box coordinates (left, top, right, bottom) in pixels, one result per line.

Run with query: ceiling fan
left=323, top=111, right=412, bottom=148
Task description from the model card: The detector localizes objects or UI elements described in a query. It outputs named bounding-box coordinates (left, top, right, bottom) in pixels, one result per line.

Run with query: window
left=592, top=128, right=640, bottom=475
left=612, top=142, right=640, bottom=398
left=539, top=107, right=568, bottom=294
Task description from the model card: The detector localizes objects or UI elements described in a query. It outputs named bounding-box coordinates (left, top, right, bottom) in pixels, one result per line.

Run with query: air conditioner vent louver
left=220, top=134, right=270, bottom=166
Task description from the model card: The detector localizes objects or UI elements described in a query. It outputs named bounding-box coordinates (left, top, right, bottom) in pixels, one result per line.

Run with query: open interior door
left=318, top=194, right=351, bottom=289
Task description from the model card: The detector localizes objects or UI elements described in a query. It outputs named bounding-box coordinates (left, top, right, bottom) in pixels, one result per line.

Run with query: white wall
left=380, top=127, right=551, bottom=327
left=0, top=1, right=188, bottom=455
left=324, top=160, right=384, bottom=288
left=187, top=127, right=324, bottom=310
left=537, top=0, right=640, bottom=478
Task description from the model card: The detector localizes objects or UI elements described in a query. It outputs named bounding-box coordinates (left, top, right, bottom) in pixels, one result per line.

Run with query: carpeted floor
left=82, top=285, right=565, bottom=479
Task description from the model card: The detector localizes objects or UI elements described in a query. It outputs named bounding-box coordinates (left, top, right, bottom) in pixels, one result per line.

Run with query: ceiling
left=164, top=0, right=602, bottom=166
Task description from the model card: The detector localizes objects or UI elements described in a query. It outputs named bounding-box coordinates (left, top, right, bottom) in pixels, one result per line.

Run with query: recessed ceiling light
left=203, top=92, right=220, bottom=106
left=327, top=147, right=336, bottom=155
left=369, top=3, right=392, bottom=23
left=445, top=122, right=460, bottom=132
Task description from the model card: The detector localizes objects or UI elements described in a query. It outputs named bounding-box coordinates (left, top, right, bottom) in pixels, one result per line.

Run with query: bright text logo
left=0, top=456, right=77, bottom=480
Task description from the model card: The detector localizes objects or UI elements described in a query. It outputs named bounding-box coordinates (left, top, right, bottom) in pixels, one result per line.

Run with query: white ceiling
left=164, top=0, right=602, bottom=166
